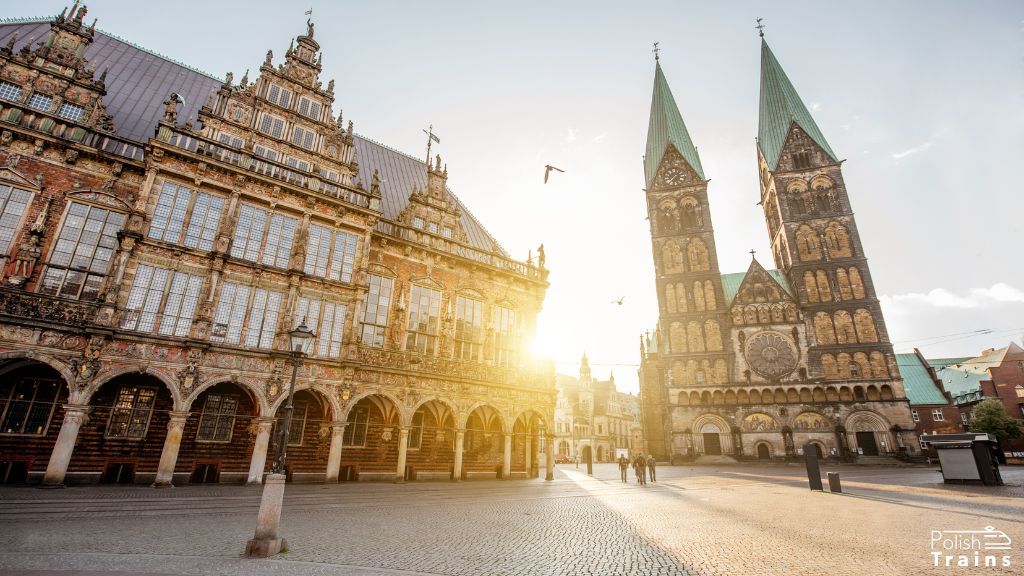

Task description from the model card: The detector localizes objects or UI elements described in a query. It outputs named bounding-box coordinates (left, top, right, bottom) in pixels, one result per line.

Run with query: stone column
left=153, top=411, right=190, bottom=487
left=545, top=434, right=555, bottom=481
left=247, top=418, right=275, bottom=485
left=395, top=426, right=410, bottom=483
left=453, top=428, right=465, bottom=481
left=524, top=434, right=532, bottom=477
left=325, top=422, right=347, bottom=483
left=502, top=433, right=512, bottom=479
left=42, top=405, right=91, bottom=487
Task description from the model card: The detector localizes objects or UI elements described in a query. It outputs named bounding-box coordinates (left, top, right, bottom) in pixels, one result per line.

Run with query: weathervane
left=652, top=41, right=660, bottom=61
left=423, top=124, right=440, bottom=166
left=755, top=17, right=765, bottom=38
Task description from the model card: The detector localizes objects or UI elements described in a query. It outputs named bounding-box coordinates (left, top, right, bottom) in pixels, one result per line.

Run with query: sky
left=9, top=1, right=1023, bottom=393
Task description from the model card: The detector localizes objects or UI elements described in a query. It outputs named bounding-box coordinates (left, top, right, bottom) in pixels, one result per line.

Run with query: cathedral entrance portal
left=756, top=443, right=771, bottom=460
left=856, top=432, right=879, bottom=456
left=703, top=433, right=722, bottom=456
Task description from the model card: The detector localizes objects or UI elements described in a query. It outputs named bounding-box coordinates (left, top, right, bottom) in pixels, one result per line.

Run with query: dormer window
left=27, top=93, right=52, bottom=112
left=266, top=84, right=292, bottom=108
left=297, top=97, right=321, bottom=120
left=0, top=81, right=22, bottom=102
left=57, top=102, right=84, bottom=122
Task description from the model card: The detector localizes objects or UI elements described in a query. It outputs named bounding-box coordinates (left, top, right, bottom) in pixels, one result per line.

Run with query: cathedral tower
left=639, top=58, right=732, bottom=459
left=755, top=37, right=900, bottom=390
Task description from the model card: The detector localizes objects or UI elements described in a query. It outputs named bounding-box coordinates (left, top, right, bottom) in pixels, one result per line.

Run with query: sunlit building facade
left=553, top=355, right=641, bottom=462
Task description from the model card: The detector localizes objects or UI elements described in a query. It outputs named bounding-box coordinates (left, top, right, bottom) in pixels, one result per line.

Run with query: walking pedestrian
left=646, top=454, right=657, bottom=483
left=574, top=454, right=579, bottom=470
left=618, top=454, right=629, bottom=483
left=634, top=453, right=646, bottom=485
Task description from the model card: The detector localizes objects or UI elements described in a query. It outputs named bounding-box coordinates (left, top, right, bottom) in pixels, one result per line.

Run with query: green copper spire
left=757, top=38, right=838, bottom=170
left=645, top=60, right=704, bottom=185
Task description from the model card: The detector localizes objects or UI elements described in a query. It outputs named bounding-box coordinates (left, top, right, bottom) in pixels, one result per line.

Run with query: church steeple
left=757, top=38, right=838, bottom=170
left=645, top=60, right=704, bottom=186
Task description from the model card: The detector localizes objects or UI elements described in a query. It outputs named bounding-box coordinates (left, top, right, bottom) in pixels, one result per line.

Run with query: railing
left=0, top=288, right=99, bottom=327
left=0, top=102, right=144, bottom=161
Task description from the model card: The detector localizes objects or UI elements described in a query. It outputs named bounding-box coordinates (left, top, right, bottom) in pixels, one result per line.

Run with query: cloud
left=882, top=283, right=1024, bottom=310
left=565, top=128, right=577, bottom=143
left=892, top=140, right=933, bottom=160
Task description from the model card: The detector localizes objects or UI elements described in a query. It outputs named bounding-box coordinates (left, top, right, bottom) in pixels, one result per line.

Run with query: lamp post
left=245, top=321, right=315, bottom=558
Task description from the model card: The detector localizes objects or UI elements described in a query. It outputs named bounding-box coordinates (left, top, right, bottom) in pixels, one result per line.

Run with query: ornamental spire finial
left=652, top=41, right=660, bottom=61
left=756, top=17, right=766, bottom=38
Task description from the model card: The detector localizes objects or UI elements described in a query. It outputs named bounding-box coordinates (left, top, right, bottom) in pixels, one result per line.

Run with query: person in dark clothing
left=634, top=453, right=646, bottom=485
left=646, top=454, right=657, bottom=483
left=617, top=455, right=629, bottom=483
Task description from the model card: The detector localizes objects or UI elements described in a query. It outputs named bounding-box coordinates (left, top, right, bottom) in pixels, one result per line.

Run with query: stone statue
left=537, top=244, right=546, bottom=269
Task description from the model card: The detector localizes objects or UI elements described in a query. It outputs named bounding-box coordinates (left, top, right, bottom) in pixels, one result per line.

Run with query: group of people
left=618, top=453, right=656, bottom=484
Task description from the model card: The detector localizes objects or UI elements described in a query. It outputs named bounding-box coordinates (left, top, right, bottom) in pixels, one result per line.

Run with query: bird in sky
left=611, top=297, right=624, bottom=305
left=544, top=164, right=565, bottom=183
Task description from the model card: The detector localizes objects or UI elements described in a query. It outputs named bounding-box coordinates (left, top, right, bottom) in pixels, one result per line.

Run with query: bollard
left=803, top=442, right=823, bottom=491
left=827, top=472, right=842, bottom=493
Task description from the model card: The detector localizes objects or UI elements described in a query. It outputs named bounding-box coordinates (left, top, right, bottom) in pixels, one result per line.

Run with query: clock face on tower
left=662, top=167, right=685, bottom=186
left=744, top=331, right=799, bottom=380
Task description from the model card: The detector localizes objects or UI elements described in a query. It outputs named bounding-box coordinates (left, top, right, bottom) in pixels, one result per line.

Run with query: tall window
left=106, top=386, right=157, bottom=439
left=286, top=402, right=307, bottom=446
left=291, top=125, right=316, bottom=150
left=246, top=289, right=283, bottom=349
left=304, top=224, right=358, bottom=282
left=454, top=296, right=483, bottom=361
left=148, top=182, right=224, bottom=251
left=266, top=84, right=292, bottom=108
left=210, top=283, right=250, bottom=344
left=360, top=275, right=393, bottom=348
left=258, top=114, right=285, bottom=138
left=196, top=394, right=238, bottom=442
left=406, top=285, right=441, bottom=354
left=343, top=405, right=368, bottom=447
left=294, top=297, right=347, bottom=358
left=911, top=409, right=919, bottom=423
left=0, top=376, right=60, bottom=435
left=494, top=305, right=516, bottom=368
left=39, top=202, right=125, bottom=300
left=230, top=204, right=297, bottom=268
left=121, top=264, right=204, bottom=337
left=408, top=411, right=424, bottom=449
left=297, top=96, right=321, bottom=120
left=0, top=185, right=32, bottom=255
left=932, top=409, right=945, bottom=422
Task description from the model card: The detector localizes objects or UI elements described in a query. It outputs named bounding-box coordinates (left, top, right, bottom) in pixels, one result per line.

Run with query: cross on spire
left=750, top=248, right=757, bottom=258
left=652, top=41, right=660, bottom=61
left=755, top=17, right=765, bottom=38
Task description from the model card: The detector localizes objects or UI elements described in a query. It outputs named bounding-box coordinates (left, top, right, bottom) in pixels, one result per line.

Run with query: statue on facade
left=537, top=244, right=546, bottom=269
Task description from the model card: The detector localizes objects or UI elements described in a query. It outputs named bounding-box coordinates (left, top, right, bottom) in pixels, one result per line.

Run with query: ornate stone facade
left=0, top=6, right=554, bottom=486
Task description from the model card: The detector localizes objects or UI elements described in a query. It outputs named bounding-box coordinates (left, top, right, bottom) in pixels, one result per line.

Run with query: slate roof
left=932, top=347, right=1006, bottom=399
left=757, top=38, right=838, bottom=170
left=721, top=268, right=793, bottom=307
left=894, top=353, right=950, bottom=406
left=0, top=18, right=507, bottom=256
left=645, top=61, right=704, bottom=185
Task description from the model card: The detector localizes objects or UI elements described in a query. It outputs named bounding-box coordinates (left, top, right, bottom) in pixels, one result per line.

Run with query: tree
left=969, top=399, right=1024, bottom=444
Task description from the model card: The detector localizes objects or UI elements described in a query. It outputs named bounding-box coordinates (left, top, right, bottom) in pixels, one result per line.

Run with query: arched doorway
left=847, top=412, right=891, bottom=457
left=558, top=440, right=569, bottom=456
left=756, top=443, right=771, bottom=460
left=463, top=405, right=504, bottom=479
left=811, top=443, right=824, bottom=459
left=701, top=422, right=723, bottom=455
left=597, top=446, right=606, bottom=462
left=180, top=381, right=261, bottom=484
left=0, top=360, right=68, bottom=484
left=406, top=400, right=456, bottom=480
left=270, top=389, right=333, bottom=482
left=339, top=394, right=400, bottom=481
left=581, top=445, right=592, bottom=465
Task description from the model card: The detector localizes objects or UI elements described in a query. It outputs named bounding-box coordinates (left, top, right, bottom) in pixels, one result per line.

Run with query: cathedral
left=638, top=36, right=919, bottom=462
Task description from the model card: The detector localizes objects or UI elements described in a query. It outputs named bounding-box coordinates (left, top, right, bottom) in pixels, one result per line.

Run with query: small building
left=895, top=350, right=963, bottom=457
left=553, top=355, right=642, bottom=462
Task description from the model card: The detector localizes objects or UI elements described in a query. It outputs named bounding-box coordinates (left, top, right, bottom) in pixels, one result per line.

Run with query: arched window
left=869, top=351, right=888, bottom=377
left=834, top=310, right=856, bottom=343
left=669, top=322, right=686, bottom=353
left=744, top=305, right=757, bottom=325
left=693, top=281, right=706, bottom=311
left=665, top=284, right=677, bottom=314
left=796, top=225, right=822, bottom=261
left=658, top=199, right=678, bottom=234
left=783, top=303, right=798, bottom=322
left=770, top=304, right=784, bottom=323
left=714, top=359, right=728, bottom=383
left=804, top=271, right=819, bottom=303
left=849, top=267, right=866, bottom=299
left=704, top=280, right=717, bottom=311
left=687, top=321, right=705, bottom=352
left=853, top=352, right=871, bottom=378
left=704, top=320, right=722, bottom=351
left=854, top=309, right=878, bottom=342
left=686, top=360, right=698, bottom=386
left=757, top=305, right=770, bottom=324
left=824, top=222, right=852, bottom=258
left=814, top=312, right=836, bottom=345
left=837, top=353, right=852, bottom=378
left=662, top=241, right=684, bottom=274
left=821, top=354, right=838, bottom=379
left=688, top=238, right=710, bottom=271
left=836, top=268, right=852, bottom=300
left=675, top=283, right=688, bottom=312
left=681, top=201, right=697, bottom=229
left=815, top=270, right=832, bottom=301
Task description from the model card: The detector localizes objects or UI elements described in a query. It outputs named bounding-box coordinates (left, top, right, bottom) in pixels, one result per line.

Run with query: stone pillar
left=153, top=411, right=190, bottom=487
left=395, top=426, right=410, bottom=483
left=244, top=473, right=287, bottom=557
left=502, top=433, right=512, bottom=479
left=42, top=405, right=91, bottom=487
left=325, top=422, right=346, bottom=482
left=247, top=418, right=275, bottom=485
left=545, top=434, right=555, bottom=481
left=453, top=428, right=465, bottom=481
left=524, top=434, right=532, bottom=477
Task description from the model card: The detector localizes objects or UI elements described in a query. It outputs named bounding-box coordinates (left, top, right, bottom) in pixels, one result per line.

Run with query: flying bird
left=543, top=164, right=564, bottom=184
left=611, top=297, right=625, bottom=306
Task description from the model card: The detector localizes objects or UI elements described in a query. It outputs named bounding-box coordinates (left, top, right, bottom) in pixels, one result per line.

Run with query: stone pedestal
left=453, top=429, right=465, bottom=481
left=246, top=418, right=274, bottom=485
left=42, top=405, right=90, bottom=487
left=244, top=473, right=288, bottom=557
left=153, top=411, right=190, bottom=487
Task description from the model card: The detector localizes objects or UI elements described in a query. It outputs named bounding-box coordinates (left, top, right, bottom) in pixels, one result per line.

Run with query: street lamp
left=271, top=321, right=316, bottom=475
left=245, top=321, right=315, bottom=558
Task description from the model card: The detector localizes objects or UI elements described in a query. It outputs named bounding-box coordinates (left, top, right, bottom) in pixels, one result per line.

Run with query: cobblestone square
left=1, top=464, right=1022, bottom=576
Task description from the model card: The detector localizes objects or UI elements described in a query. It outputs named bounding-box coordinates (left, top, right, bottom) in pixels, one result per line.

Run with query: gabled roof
left=645, top=61, right=704, bottom=185
left=0, top=19, right=507, bottom=256
left=757, top=38, right=838, bottom=170
left=721, top=259, right=794, bottom=307
left=894, top=353, right=950, bottom=406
